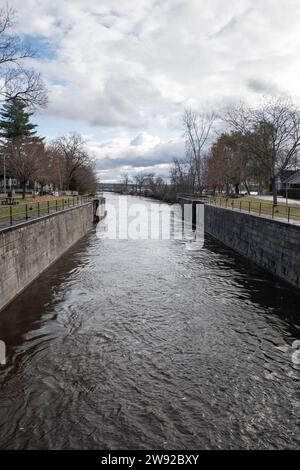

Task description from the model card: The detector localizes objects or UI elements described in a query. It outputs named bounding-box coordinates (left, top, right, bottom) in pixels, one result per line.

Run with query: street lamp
left=3, top=152, right=6, bottom=197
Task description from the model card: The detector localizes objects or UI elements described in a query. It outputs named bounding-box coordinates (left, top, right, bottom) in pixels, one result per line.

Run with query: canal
left=0, top=193, right=299, bottom=449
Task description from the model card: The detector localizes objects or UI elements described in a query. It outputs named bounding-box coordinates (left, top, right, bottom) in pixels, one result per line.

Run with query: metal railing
left=177, top=193, right=209, bottom=200
left=205, top=196, right=300, bottom=223
left=0, top=196, right=92, bottom=229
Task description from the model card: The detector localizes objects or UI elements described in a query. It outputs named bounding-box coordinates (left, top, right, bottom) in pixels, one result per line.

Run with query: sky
left=7, top=0, right=300, bottom=182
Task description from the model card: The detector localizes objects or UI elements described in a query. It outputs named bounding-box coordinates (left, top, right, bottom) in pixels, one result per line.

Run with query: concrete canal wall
left=204, top=205, right=300, bottom=287
left=0, top=199, right=104, bottom=312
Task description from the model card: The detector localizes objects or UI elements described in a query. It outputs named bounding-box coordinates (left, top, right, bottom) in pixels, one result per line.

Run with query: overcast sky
left=8, top=0, right=300, bottom=182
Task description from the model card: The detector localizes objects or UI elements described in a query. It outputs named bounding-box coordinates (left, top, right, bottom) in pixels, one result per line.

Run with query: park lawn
left=0, top=194, right=75, bottom=203
left=206, top=195, right=300, bottom=222
left=0, top=196, right=79, bottom=226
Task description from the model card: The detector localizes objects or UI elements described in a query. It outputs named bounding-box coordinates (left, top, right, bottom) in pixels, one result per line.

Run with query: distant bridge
left=98, top=183, right=135, bottom=192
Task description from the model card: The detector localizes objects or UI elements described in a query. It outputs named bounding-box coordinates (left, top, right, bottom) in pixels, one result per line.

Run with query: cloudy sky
left=7, top=0, right=300, bottom=182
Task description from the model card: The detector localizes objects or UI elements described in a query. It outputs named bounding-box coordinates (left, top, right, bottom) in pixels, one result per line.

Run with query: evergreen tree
left=0, top=98, right=43, bottom=199
left=0, top=98, right=38, bottom=139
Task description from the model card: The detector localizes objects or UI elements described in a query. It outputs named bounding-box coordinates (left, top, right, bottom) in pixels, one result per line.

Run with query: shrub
left=278, top=188, right=300, bottom=200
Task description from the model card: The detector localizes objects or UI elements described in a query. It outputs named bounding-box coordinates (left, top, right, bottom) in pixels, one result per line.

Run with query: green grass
left=0, top=197, right=86, bottom=226
left=206, top=196, right=300, bottom=222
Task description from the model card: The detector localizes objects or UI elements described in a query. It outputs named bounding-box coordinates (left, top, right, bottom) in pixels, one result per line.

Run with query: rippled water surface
left=0, top=194, right=300, bottom=449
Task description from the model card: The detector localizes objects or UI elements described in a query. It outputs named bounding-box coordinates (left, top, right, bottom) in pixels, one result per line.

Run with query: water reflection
left=0, top=236, right=93, bottom=376
left=0, top=194, right=299, bottom=450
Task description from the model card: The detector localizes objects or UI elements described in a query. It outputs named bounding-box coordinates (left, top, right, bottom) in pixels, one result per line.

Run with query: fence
left=205, top=196, right=300, bottom=223
left=0, top=196, right=92, bottom=229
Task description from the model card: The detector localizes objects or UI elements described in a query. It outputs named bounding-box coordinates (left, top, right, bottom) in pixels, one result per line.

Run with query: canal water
left=0, top=194, right=300, bottom=450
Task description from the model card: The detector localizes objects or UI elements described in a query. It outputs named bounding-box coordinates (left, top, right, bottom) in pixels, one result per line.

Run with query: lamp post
left=2, top=151, right=6, bottom=197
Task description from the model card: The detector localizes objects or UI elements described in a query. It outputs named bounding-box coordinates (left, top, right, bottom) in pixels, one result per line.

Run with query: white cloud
left=6, top=0, right=300, bottom=180
left=87, top=131, right=184, bottom=181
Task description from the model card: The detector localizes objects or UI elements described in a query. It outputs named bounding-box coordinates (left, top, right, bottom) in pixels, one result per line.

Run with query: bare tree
left=120, top=172, right=131, bottom=192
left=183, top=108, right=216, bottom=193
left=45, top=145, right=65, bottom=191
left=205, top=132, right=255, bottom=195
left=0, top=6, right=47, bottom=108
left=51, top=133, right=92, bottom=190
left=75, top=165, right=97, bottom=194
left=204, top=140, right=231, bottom=195
left=35, top=146, right=53, bottom=195
left=170, top=157, right=195, bottom=193
left=6, top=137, right=44, bottom=198
left=147, top=175, right=169, bottom=200
left=134, top=173, right=150, bottom=194
left=225, top=98, right=300, bottom=204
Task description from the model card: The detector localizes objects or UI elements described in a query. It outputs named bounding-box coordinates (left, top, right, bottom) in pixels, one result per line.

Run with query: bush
left=278, top=188, right=300, bottom=200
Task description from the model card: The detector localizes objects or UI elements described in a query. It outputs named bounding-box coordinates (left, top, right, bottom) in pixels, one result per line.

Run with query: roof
left=284, top=169, right=300, bottom=184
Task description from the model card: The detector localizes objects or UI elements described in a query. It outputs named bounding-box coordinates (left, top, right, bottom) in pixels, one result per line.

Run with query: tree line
left=119, top=172, right=173, bottom=202
left=0, top=99, right=97, bottom=197
left=121, top=98, right=300, bottom=205
left=172, top=98, right=300, bottom=205
left=0, top=6, right=97, bottom=198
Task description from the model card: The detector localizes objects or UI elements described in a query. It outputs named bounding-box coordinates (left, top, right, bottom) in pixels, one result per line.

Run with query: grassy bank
left=0, top=196, right=88, bottom=226
left=206, top=195, right=300, bottom=222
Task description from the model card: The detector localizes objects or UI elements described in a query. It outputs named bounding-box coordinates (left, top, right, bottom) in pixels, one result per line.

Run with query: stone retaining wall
left=204, top=205, right=300, bottom=287
left=0, top=201, right=100, bottom=311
